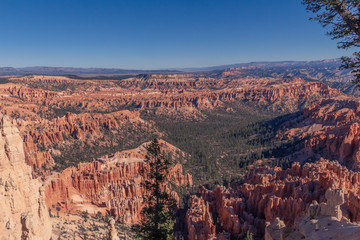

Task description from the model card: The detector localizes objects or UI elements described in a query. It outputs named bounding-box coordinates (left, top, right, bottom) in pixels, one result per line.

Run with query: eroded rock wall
left=45, top=140, right=192, bottom=224
left=0, top=114, right=52, bottom=240
left=265, top=188, right=360, bottom=240
left=186, top=159, right=360, bottom=239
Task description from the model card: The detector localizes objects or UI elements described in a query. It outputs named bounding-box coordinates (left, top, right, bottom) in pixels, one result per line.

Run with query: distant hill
left=177, top=58, right=344, bottom=71
left=0, top=59, right=345, bottom=76
left=1, top=59, right=358, bottom=95
left=207, top=59, right=358, bottom=96
left=0, top=66, right=180, bottom=76
left=178, top=58, right=358, bottom=96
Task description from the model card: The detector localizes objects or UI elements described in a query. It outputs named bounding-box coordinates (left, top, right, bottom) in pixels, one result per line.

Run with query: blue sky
left=0, top=0, right=350, bottom=69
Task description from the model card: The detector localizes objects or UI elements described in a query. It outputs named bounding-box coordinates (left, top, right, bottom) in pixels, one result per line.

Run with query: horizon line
left=0, top=58, right=342, bottom=71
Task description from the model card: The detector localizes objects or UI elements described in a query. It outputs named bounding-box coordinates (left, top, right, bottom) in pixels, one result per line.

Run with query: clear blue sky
left=0, top=0, right=350, bottom=69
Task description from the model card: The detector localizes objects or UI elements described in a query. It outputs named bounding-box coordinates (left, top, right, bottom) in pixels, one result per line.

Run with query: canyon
left=184, top=92, right=360, bottom=238
left=1, top=71, right=360, bottom=239
left=0, top=74, right=342, bottom=176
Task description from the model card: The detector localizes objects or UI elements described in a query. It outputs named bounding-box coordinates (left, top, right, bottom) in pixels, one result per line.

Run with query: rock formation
left=18, top=110, right=157, bottom=172
left=45, top=140, right=192, bottom=224
left=265, top=188, right=360, bottom=240
left=107, top=218, right=120, bottom=240
left=186, top=159, right=360, bottom=239
left=0, top=114, right=52, bottom=239
left=0, top=73, right=349, bottom=239
left=280, top=97, right=360, bottom=170
left=186, top=196, right=216, bottom=240
left=2, top=74, right=341, bottom=122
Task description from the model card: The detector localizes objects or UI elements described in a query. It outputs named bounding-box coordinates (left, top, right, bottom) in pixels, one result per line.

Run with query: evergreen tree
left=303, top=0, right=360, bottom=84
left=132, top=139, right=176, bottom=240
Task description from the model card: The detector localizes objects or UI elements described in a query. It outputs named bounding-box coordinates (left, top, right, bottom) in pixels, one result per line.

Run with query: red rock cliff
left=45, top=140, right=192, bottom=224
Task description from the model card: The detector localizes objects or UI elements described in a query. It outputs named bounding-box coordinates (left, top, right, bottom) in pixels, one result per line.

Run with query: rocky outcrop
left=264, top=218, right=286, bottom=240
left=17, top=110, right=158, bottom=172
left=0, top=114, right=52, bottom=239
left=19, top=110, right=152, bottom=148
left=304, top=98, right=360, bottom=169
left=186, top=159, right=360, bottom=239
left=186, top=196, right=216, bottom=240
left=265, top=188, right=360, bottom=240
left=107, top=218, right=120, bottom=240
left=3, top=86, right=58, bottom=101
left=45, top=140, right=192, bottom=224
left=281, top=97, right=360, bottom=170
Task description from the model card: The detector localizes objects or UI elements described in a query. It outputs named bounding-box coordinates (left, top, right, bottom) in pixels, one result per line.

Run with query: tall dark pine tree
left=303, top=0, right=360, bottom=84
left=132, top=139, right=176, bottom=240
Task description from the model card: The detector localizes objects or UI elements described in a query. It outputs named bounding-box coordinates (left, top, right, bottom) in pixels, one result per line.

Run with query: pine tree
left=303, top=0, right=360, bottom=84
left=132, top=139, right=176, bottom=240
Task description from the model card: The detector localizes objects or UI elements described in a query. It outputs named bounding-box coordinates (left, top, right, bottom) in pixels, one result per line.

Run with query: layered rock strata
left=45, top=140, right=192, bottom=224
left=186, top=196, right=216, bottom=240
left=2, top=75, right=341, bottom=121
left=18, top=110, right=157, bottom=171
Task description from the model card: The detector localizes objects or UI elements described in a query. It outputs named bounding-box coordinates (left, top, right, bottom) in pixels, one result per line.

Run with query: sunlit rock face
left=0, top=114, right=52, bottom=240
left=45, top=139, right=192, bottom=224
left=278, top=96, right=360, bottom=170
left=186, top=159, right=360, bottom=239
left=265, top=188, right=360, bottom=240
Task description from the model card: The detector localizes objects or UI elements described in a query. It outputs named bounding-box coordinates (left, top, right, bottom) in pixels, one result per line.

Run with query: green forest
left=146, top=102, right=303, bottom=188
